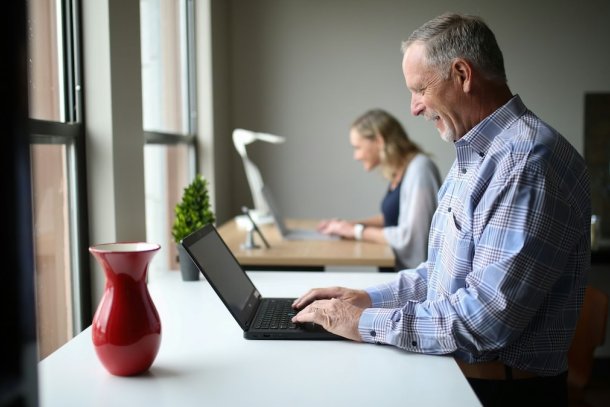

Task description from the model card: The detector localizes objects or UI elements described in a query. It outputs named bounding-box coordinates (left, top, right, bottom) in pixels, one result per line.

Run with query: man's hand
left=292, top=286, right=371, bottom=309
left=291, top=298, right=365, bottom=342
left=291, top=287, right=372, bottom=341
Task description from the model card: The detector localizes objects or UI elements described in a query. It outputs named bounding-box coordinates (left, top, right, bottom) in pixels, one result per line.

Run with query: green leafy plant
left=172, top=174, right=215, bottom=243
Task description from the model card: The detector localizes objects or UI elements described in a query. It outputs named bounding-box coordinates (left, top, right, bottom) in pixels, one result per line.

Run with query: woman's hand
left=318, top=219, right=357, bottom=238
left=316, top=218, right=336, bottom=232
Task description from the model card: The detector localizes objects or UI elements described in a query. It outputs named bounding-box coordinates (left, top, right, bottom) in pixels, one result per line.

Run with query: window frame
left=142, top=0, right=199, bottom=274
left=28, top=0, right=91, bottom=335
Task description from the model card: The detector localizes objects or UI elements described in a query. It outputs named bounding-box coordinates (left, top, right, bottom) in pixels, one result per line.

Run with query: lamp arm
left=232, top=129, right=286, bottom=157
left=242, top=158, right=269, bottom=214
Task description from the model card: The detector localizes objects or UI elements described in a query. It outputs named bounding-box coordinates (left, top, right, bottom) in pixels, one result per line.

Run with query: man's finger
left=291, top=303, right=314, bottom=323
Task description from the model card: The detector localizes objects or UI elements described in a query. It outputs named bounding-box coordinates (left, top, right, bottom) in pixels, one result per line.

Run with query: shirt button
left=411, top=341, right=417, bottom=347
left=370, top=330, right=376, bottom=337
left=479, top=152, right=484, bottom=157
left=461, top=168, right=467, bottom=174
left=448, top=207, right=452, bottom=212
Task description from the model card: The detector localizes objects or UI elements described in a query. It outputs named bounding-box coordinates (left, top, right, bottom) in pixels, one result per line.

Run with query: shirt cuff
left=358, top=307, right=395, bottom=344
left=366, top=287, right=385, bottom=307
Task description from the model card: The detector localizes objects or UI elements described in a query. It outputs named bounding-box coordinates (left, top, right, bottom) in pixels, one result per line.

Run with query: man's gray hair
left=402, top=13, right=507, bottom=83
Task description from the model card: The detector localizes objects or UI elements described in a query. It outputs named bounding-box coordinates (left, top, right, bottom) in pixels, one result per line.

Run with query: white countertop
left=38, top=270, right=480, bottom=406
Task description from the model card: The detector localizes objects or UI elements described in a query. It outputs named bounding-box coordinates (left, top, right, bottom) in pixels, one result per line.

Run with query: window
left=27, top=0, right=90, bottom=359
left=141, top=0, right=198, bottom=277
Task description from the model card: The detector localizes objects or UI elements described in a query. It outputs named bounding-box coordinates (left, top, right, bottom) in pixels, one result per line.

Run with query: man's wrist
left=354, top=223, right=365, bottom=240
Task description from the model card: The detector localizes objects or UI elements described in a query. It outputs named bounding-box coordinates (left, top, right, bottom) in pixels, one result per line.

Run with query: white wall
left=223, top=0, right=610, bottom=220
left=76, top=0, right=610, bottom=355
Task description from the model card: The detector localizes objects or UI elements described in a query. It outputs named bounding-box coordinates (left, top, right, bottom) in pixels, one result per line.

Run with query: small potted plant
left=172, top=174, right=216, bottom=281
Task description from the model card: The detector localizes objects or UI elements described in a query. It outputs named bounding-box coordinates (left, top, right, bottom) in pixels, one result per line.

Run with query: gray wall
left=218, top=0, right=610, bottom=221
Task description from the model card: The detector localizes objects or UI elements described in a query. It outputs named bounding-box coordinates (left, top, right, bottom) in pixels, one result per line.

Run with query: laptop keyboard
left=254, top=299, right=298, bottom=330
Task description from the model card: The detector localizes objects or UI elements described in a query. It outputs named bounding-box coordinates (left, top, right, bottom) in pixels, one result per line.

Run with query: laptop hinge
left=243, top=290, right=262, bottom=328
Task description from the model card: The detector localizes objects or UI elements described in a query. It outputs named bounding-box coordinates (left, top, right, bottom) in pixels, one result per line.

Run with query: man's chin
left=431, top=119, right=456, bottom=142
left=438, top=130, right=455, bottom=143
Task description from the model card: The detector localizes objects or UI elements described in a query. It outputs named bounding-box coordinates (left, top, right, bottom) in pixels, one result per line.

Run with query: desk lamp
left=232, top=128, right=286, bottom=224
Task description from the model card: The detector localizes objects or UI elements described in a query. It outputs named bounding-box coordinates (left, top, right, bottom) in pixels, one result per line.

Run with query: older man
left=292, top=13, right=590, bottom=406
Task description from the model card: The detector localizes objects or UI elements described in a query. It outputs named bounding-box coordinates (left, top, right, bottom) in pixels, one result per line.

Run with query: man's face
left=349, top=128, right=381, bottom=172
left=402, top=42, right=466, bottom=143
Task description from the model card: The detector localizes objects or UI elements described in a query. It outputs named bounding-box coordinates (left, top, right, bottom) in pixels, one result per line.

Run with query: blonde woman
left=318, top=109, right=441, bottom=270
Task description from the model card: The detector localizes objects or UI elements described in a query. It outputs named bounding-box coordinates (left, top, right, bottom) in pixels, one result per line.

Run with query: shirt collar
left=454, top=95, right=527, bottom=159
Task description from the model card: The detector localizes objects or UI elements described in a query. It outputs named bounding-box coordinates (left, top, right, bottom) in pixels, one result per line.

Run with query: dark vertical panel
left=584, top=93, right=610, bottom=240
left=0, top=0, right=39, bottom=405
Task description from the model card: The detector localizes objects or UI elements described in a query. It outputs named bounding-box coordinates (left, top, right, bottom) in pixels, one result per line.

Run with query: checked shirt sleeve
left=359, top=264, right=429, bottom=344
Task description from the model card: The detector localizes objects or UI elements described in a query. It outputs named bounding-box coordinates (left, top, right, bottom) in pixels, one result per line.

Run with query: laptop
left=261, top=185, right=339, bottom=241
left=181, top=224, right=342, bottom=340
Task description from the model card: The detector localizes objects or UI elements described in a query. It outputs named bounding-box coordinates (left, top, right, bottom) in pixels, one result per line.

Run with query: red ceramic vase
left=89, top=242, right=162, bottom=376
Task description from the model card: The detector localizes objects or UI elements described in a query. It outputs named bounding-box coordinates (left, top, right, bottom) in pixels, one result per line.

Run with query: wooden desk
left=38, top=271, right=481, bottom=406
left=217, top=218, right=395, bottom=270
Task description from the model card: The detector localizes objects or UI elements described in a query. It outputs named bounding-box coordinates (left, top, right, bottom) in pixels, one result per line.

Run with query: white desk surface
left=39, top=271, right=481, bottom=407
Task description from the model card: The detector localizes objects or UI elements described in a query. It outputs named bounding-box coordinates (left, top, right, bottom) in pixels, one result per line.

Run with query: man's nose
left=411, top=93, right=424, bottom=117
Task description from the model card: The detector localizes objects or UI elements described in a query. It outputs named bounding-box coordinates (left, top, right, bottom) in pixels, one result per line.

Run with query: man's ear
left=451, top=59, right=472, bottom=93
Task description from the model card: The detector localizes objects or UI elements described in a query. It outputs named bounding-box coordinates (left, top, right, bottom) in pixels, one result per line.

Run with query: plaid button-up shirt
left=359, top=95, right=590, bottom=376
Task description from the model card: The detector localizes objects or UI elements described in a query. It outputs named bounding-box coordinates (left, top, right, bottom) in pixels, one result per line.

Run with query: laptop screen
left=182, top=225, right=260, bottom=329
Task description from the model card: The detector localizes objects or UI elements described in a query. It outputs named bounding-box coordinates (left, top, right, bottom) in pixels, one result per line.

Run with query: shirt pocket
left=438, top=211, right=474, bottom=293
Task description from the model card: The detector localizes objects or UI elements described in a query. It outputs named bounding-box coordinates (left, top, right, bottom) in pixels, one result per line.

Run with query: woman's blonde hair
left=351, top=109, right=422, bottom=179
